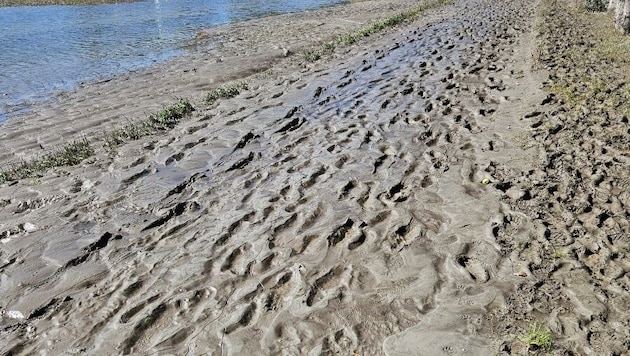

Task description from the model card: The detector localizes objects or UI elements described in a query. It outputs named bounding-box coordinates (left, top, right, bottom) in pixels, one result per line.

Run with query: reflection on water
left=0, top=0, right=346, bottom=121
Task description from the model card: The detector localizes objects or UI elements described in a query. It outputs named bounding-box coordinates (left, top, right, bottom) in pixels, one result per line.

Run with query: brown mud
left=1, top=0, right=629, bottom=354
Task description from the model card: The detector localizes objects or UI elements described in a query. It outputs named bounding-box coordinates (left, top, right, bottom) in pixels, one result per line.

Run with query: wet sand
left=1, top=0, right=629, bottom=354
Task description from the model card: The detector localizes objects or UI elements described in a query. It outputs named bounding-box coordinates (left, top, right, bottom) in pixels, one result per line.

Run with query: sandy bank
left=0, top=0, right=440, bottom=166
left=1, top=0, right=539, bottom=353
left=2, top=0, right=629, bottom=354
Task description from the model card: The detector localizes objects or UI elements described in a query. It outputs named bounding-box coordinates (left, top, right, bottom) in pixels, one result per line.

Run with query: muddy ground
left=1, top=0, right=629, bottom=354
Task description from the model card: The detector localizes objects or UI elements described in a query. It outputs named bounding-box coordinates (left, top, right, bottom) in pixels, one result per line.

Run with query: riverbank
left=0, top=0, right=349, bottom=124
left=1, top=0, right=629, bottom=354
left=0, top=0, right=446, bottom=167
left=0, top=0, right=130, bottom=6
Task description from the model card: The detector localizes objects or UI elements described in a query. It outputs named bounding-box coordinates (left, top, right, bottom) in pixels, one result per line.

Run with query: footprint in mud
left=456, top=254, right=489, bottom=283
left=142, top=201, right=200, bottom=232
left=455, top=241, right=501, bottom=283
left=301, top=165, right=329, bottom=189
left=121, top=302, right=169, bottom=353
left=28, top=296, right=73, bottom=320
left=120, top=166, right=154, bottom=189
left=224, top=302, right=257, bottom=334
left=274, top=118, right=305, bottom=134
left=227, top=152, right=260, bottom=172
left=268, top=213, right=299, bottom=248
left=165, top=152, right=184, bottom=165
left=65, top=232, right=123, bottom=268
left=347, top=226, right=368, bottom=251
left=386, top=220, right=422, bottom=251
left=379, top=182, right=410, bottom=205
left=297, top=203, right=325, bottom=233
left=338, top=180, right=358, bottom=200
left=326, top=219, right=355, bottom=247
left=372, top=155, right=389, bottom=174
left=305, top=265, right=349, bottom=307
left=233, top=132, right=260, bottom=151
left=220, top=245, right=246, bottom=273
left=120, top=294, right=162, bottom=324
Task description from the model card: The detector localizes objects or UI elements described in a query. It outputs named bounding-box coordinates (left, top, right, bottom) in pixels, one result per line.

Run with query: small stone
left=481, top=178, right=491, bottom=185
left=22, top=222, right=37, bottom=233
left=506, top=187, right=525, bottom=200
left=383, top=147, right=397, bottom=156
left=4, top=310, right=25, bottom=319
left=514, top=269, right=528, bottom=277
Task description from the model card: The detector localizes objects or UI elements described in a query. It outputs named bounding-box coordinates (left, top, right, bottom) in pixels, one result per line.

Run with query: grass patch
left=541, top=5, right=630, bottom=115
left=0, top=139, right=94, bottom=184
left=519, top=322, right=553, bottom=352
left=0, top=99, right=194, bottom=184
left=547, top=83, right=580, bottom=105
left=205, top=82, right=249, bottom=104
left=586, top=7, right=630, bottom=55
left=304, top=0, right=452, bottom=61
left=105, top=99, right=194, bottom=148
left=553, top=249, right=568, bottom=258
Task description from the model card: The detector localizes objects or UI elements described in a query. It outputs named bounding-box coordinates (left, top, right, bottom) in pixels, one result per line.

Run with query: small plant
left=0, top=139, right=94, bottom=184
left=0, top=99, right=195, bottom=183
left=205, top=82, right=249, bottom=104
left=303, top=0, right=452, bottom=62
left=105, top=99, right=194, bottom=148
left=519, top=322, right=553, bottom=352
left=147, top=99, right=194, bottom=129
left=547, top=83, right=580, bottom=104
left=553, top=249, right=568, bottom=258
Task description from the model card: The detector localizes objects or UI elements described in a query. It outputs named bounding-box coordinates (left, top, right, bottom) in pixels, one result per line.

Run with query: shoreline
left=0, top=0, right=349, bottom=124
left=2, top=0, right=630, bottom=354
left=0, top=0, right=136, bottom=6
left=0, top=0, right=438, bottom=166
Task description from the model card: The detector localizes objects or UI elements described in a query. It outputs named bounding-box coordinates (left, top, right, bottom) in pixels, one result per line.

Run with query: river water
left=0, top=0, right=346, bottom=121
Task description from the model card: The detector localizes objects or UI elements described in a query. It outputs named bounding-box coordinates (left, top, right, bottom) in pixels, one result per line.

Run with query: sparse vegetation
left=553, top=249, right=568, bottom=258
left=519, top=322, right=553, bottom=352
left=104, top=99, right=194, bottom=148
left=0, top=99, right=195, bottom=185
left=542, top=6, right=630, bottom=115
left=0, top=139, right=94, bottom=184
left=205, top=82, right=249, bottom=104
left=304, top=0, right=452, bottom=61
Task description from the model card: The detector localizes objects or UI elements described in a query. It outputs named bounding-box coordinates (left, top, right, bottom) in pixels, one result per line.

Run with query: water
left=0, top=0, right=347, bottom=121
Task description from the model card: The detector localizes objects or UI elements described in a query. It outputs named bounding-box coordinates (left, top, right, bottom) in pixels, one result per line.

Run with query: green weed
left=519, top=322, right=553, bottom=352
left=553, top=249, right=568, bottom=258
left=304, top=0, right=452, bottom=62
left=0, top=139, right=94, bottom=184
left=105, top=99, right=194, bottom=148
left=205, top=82, right=249, bottom=104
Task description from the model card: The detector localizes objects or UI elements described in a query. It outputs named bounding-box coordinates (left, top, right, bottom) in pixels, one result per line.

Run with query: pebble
left=22, top=222, right=37, bottom=233
left=4, top=310, right=25, bottom=319
left=506, top=187, right=526, bottom=200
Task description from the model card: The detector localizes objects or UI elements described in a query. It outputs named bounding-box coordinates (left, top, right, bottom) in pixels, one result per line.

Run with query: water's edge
left=0, top=0, right=347, bottom=123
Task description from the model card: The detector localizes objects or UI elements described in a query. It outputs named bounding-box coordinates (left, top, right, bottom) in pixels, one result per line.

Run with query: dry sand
left=1, top=0, right=629, bottom=354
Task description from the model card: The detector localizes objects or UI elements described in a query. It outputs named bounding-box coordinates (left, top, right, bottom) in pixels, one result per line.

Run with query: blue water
left=0, top=0, right=346, bottom=121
